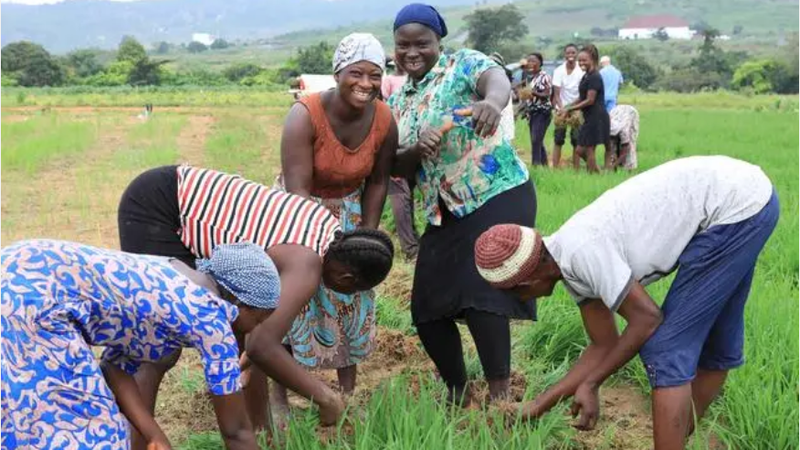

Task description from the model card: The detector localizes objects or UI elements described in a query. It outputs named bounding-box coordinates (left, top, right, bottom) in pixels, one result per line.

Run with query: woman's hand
left=414, top=127, right=443, bottom=159
left=470, top=100, right=502, bottom=138
left=318, top=389, right=346, bottom=426
left=570, top=382, right=600, bottom=430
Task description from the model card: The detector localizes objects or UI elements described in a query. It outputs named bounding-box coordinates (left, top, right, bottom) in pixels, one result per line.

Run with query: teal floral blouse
left=388, top=49, right=529, bottom=226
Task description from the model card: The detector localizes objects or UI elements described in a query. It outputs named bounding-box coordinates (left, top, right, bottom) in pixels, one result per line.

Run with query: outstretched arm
left=245, top=246, right=343, bottom=425
left=101, top=361, right=172, bottom=450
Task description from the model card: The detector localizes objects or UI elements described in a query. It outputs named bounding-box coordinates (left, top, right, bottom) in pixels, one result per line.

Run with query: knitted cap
left=196, top=242, right=281, bottom=310
left=474, top=224, right=543, bottom=289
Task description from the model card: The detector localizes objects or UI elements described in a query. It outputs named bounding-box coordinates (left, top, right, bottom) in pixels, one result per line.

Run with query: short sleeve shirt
left=552, top=63, right=584, bottom=106
left=388, top=49, right=529, bottom=225
left=543, top=156, right=773, bottom=311
left=600, top=65, right=623, bottom=101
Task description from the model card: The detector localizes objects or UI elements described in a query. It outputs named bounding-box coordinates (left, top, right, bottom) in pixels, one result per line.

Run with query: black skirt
left=117, top=165, right=197, bottom=267
left=411, top=180, right=538, bottom=325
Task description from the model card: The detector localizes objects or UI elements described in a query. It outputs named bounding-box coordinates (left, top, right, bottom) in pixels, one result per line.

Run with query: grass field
left=1, top=91, right=797, bottom=450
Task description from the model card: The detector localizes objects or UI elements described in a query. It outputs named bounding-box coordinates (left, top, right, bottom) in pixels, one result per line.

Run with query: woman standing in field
left=274, top=32, right=397, bottom=414
left=2, top=239, right=281, bottom=450
left=520, top=52, right=553, bottom=166
left=389, top=3, right=537, bottom=404
left=560, top=44, right=609, bottom=173
left=116, top=165, right=395, bottom=437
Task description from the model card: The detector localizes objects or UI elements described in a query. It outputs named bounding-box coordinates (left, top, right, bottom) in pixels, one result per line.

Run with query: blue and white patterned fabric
left=332, top=33, right=386, bottom=74
left=196, top=242, right=281, bottom=310
left=1, top=239, right=242, bottom=449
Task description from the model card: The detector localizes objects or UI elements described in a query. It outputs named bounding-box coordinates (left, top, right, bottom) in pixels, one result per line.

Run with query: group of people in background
left=516, top=43, right=640, bottom=172
left=1, top=4, right=777, bottom=450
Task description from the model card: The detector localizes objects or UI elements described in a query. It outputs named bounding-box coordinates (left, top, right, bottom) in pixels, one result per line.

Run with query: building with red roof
left=618, top=15, right=694, bottom=40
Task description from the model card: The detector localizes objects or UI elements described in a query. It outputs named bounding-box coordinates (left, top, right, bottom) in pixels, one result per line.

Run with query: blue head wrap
left=196, top=242, right=280, bottom=310
left=393, top=3, right=448, bottom=38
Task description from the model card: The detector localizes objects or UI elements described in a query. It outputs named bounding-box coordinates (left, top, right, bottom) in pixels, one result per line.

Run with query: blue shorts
left=639, top=190, right=780, bottom=388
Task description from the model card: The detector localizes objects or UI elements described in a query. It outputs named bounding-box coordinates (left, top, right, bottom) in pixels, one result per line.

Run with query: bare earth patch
left=176, top=115, right=216, bottom=166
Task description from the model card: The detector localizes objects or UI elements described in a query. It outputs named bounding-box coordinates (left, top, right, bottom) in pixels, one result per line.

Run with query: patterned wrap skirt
left=276, top=180, right=376, bottom=370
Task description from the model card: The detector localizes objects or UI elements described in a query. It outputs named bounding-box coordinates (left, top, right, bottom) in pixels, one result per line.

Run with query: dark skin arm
left=552, top=85, right=563, bottom=110
left=244, top=245, right=343, bottom=425
left=210, top=392, right=260, bottom=450
left=280, top=103, right=315, bottom=198
left=101, top=361, right=172, bottom=449
left=570, top=281, right=663, bottom=430
left=520, top=298, right=619, bottom=420
left=360, top=118, right=398, bottom=228
left=564, top=89, right=598, bottom=113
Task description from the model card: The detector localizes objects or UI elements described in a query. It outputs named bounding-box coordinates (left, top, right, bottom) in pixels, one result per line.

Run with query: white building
left=191, top=33, right=217, bottom=46
left=618, top=15, right=694, bottom=40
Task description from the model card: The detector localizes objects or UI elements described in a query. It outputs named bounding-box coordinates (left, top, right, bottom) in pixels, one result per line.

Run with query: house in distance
left=618, top=15, right=694, bottom=40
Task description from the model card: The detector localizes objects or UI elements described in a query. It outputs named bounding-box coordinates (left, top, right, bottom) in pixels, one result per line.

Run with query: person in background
left=276, top=32, right=398, bottom=421
left=608, top=104, right=639, bottom=170
left=520, top=52, right=553, bottom=166
left=474, top=156, right=779, bottom=450
left=551, top=43, right=584, bottom=167
left=600, top=56, right=623, bottom=112
left=390, top=3, right=537, bottom=405
left=561, top=44, right=609, bottom=173
left=383, top=58, right=421, bottom=260
left=2, top=239, right=281, bottom=450
left=381, top=57, right=408, bottom=102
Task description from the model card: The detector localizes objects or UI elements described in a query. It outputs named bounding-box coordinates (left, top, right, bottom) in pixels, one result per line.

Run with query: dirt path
left=176, top=115, right=215, bottom=166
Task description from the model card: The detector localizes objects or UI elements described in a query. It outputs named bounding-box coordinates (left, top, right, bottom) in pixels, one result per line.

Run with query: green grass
left=113, top=116, right=188, bottom=168
left=204, top=113, right=276, bottom=183
left=1, top=113, right=99, bottom=173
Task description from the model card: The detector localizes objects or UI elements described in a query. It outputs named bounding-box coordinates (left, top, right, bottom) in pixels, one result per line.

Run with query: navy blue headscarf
left=393, top=3, right=448, bottom=38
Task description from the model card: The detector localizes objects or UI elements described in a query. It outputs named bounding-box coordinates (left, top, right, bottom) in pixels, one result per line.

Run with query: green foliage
left=1, top=41, right=65, bottom=87
left=187, top=41, right=208, bottom=54
left=153, top=41, right=171, bottom=55
left=65, top=49, right=104, bottom=78
left=464, top=4, right=528, bottom=55
left=222, top=62, right=263, bottom=82
left=653, top=67, right=726, bottom=93
left=653, top=28, right=670, bottom=42
left=294, top=41, right=334, bottom=74
left=210, top=39, right=230, bottom=50
left=608, top=46, right=659, bottom=90
left=117, top=36, right=147, bottom=63
left=85, top=60, right=133, bottom=86
left=732, top=60, right=776, bottom=94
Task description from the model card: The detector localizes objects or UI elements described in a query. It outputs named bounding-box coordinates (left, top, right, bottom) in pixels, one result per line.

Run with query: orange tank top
left=299, top=92, right=392, bottom=199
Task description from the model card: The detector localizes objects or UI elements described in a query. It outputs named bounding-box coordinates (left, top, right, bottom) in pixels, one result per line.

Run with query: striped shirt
left=176, top=165, right=340, bottom=258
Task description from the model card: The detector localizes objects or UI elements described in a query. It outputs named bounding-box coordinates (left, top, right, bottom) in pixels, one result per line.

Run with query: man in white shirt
left=551, top=44, right=584, bottom=166
left=473, top=156, right=779, bottom=450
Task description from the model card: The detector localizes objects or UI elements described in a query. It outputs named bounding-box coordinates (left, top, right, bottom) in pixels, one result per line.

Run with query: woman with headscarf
left=116, top=164, right=395, bottom=434
left=274, top=32, right=398, bottom=414
left=1, top=239, right=280, bottom=450
left=389, top=3, right=537, bottom=405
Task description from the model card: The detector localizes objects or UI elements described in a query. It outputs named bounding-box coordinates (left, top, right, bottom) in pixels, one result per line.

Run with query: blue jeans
left=639, top=190, right=780, bottom=388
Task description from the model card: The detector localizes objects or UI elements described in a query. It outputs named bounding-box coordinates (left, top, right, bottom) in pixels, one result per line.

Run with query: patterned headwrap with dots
left=474, top=224, right=543, bottom=289
left=332, top=33, right=386, bottom=74
left=196, top=242, right=281, bottom=310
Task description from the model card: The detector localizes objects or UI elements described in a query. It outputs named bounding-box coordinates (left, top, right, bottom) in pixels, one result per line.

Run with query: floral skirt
left=276, top=180, right=376, bottom=370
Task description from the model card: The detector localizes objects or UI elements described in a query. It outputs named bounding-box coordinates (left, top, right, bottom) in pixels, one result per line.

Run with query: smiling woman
left=273, top=31, right=400, bottom=423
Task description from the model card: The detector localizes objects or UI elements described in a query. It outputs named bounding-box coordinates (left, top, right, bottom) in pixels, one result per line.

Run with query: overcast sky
left=2, top=0, right=144, bottom=4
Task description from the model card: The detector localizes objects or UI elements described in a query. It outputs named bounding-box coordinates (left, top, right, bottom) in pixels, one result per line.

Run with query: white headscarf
left=332, top=33, right=386, bottom=74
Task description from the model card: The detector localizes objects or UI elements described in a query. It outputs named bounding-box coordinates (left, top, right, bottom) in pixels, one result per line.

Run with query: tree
left=210, top=39, right=230, bottom=50
left=653, top=67, right=725, bottom=92
left=464, top=4, right=528, bottom=54
left=608, top=46, right=659, bottom=90
left=690, top=28, right=745, bottom=84
left=154, top=41, right=171, bottom=55
left=1, top=41, right=65, bottom=87
left=187, top=41, right=208, bottom=53
left=732, top=60, right=776, bottom=94
left=295, top=42, right=334, bottom=74
left=117, top=36, right=147, bottom=63
left=223, top=62, right=263, bottom=82
left=65, top=49, right=103, bottom=78
left=653, top=28, right=670, bottom=42
left=732, top=24, right=744, bottom=36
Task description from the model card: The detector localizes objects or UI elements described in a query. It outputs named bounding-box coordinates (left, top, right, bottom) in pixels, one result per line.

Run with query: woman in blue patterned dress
left=1, top=239, right=280, bottom=450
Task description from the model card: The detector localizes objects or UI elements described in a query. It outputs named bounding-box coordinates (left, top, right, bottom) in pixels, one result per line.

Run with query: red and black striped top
left=176, top=165, right=340, bottom=258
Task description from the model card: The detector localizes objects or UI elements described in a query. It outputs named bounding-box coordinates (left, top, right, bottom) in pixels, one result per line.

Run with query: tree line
left=2, top=4, right=797, bottom=94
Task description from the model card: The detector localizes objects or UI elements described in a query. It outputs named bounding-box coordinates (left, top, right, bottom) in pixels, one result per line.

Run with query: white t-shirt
left=543, top=156, right=773, bottom=311
left=552, top=63, right=584, bottom=107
